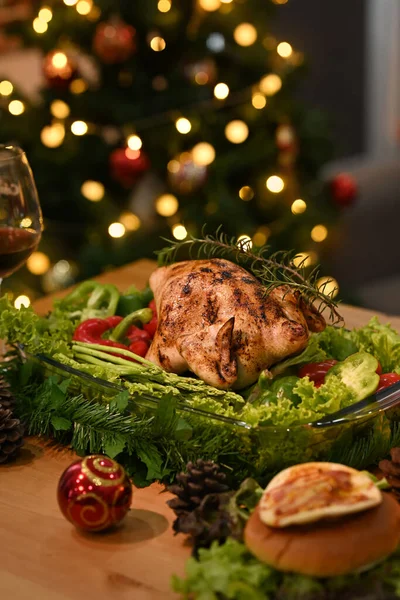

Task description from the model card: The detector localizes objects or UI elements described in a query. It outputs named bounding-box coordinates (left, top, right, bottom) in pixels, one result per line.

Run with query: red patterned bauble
left=43, top=50, right=77, bottom=90
left=93, top=19, right=136, bottom=64
left=110, top=148, right=150, bottom=188
left=168, top=151, right=207, bottom=194
left=57, top=455, right=132, bottom=532
left=331, top=173, right=358, bottom=207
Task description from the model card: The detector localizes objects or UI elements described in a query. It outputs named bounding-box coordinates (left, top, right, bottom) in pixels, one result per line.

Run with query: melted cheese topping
left=259, top=462, right=382, bottom=528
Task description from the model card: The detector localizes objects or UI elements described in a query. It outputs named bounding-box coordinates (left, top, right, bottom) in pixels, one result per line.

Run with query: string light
left=76, top=0, right=92, bottom=15
left=192, top=142, right=215, bottom=166
left=252, top=93, right=267, bottom=109
left=237, top=235, right=253, bottom=250
left=0, top=80, right=13, bottom=96
left=50, top=100, right=70, bottom=119
left=167, top=159, right=180, bottom=173
left=172, top=224, right=187, bottom=240
left=175, top=118, right=191, bottom=134
left=158, top=0, right=171, bottom=11
left=71, top=120, right=88, bottom=136
left=266, top=175, right=284, bottom=193
left=206, top=32, right=225, bottom=52
left=81, top=180, right=104, bottom=202
left=260, top=74, right=282, bottom=96
left=70, top=79, right=88, bottom=94
left=198, top=0, right=221, bottom=11
left=253, top=227, right=270, bottom=246
left=63, top=0, right=78, bottom=5
left=292, top=251, right=317, bottom=268
left=317, top=276, right=339, bottom=298
left=195, top=71, right=209, bottom=85
left=8, top=100, right=25, bottom=115
left=40, top=123, right=65, bottom=148
left=214, top=82, right=229, bottom=99
left=127, top=134, right=142, bottom=150
left=119, top=212, right=141, bottom=231
left=155, top=194, right=179, bottom=217
left=33, top=18, right=48, bottom=33
left=277, top=41, right=292, bottom=58
left=52, top=52, right=68, bottom=69
left=239, top=186, right=254, bottom=201
left=108, top=222, right=126, bottom=238
left=225, top=120, right=249, bottom=144
left=233, top=23, right=257, bottom=47
left=311, top=224, right=328, bottom=242
left=14, top=295, right=30, bottom=309
left=38, top=7, right=53, bottom=21
left=27, top=252, right=50, bottom=275
left=291, top=199, right=307, bottom=214
left=150, top=36, right=166, bottom=51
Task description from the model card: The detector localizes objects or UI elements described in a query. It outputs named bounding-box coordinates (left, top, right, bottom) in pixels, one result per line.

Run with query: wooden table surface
left=2, top=259, right=400, bottom=600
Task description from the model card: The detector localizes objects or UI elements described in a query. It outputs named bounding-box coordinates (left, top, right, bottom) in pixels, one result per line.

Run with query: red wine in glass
left=0, top=226, right=40, bottom=278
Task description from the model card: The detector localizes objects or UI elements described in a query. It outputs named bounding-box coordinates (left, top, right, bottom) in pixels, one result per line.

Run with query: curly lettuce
left=172, top=539, right=400, bottom=600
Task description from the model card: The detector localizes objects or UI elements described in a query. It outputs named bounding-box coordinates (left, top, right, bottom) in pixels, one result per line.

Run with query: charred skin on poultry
left=146, top=259, right=325, bottom=390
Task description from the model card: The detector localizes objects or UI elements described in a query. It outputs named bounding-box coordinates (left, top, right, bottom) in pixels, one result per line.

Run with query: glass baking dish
left=27, top=350, right=400, bottom=479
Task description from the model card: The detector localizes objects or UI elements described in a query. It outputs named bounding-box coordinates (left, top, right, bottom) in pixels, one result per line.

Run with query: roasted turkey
left=146, top=259, right=326, bottom=390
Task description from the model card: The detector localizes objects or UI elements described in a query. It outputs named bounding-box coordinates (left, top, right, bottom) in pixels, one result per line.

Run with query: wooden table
left=2, top=259, right=400, bottom=600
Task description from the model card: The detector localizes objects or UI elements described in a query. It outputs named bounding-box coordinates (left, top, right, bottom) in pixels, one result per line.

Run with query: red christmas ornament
left=331, top=173, right=357, bottom=207
left=43, top=50, right=77, bottom=90
left=93, top=19, right=136, bottom=64
left=57, top=455, right=132, bottom=532
left=110, top=147, right=150, bottom=188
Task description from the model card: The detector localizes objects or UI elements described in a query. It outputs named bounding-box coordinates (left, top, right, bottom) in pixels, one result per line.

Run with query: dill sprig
left=157, top=227, right=343, bottom=324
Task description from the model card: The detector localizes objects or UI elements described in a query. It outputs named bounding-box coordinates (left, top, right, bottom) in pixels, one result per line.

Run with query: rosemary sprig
left=157, top=226, right=343, bottom=324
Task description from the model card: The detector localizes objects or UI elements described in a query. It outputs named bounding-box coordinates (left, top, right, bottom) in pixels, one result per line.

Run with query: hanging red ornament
left=57, top=455, right=133, bottom=532
left=93, top=19, right=136, bottom=64
left=43, top=50, right=77, bottom=89
left=168, top=151, right=207, bottom=194
left=275, top=124, right=296, bottom=152
left=110, top=148, right=150, bottom=188
left=331, top=173, right=357, bottom=207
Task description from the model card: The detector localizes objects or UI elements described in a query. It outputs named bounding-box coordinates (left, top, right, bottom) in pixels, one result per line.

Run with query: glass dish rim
left=25, top=349, right=400, bottom=433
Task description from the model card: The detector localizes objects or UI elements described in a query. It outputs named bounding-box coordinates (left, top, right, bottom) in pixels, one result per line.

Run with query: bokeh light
left=291, top=199, right=307, bottom=214
left=277, top=42, right=293, bottom=58
left=233, top=23, right=257, bottom=47
left=8, top=100, right=25, bottom=115
left=14, top=295, right=30, bottom=309
left=108, top=222, right=126, bottom=238
left=71, top=120, right=88, bottom=135
left=50, top=100, right=70, bottom=119
left=225, top=120, right=249, bottom=144
left=175, top=118, right=191, bottom=134
left=172, top=224, right=187, bottom=240
left=266, top=175, right=284, bottom=193
left=81, top=180, right=104, bottom=201
left=27, top=252, right=51, bottom=275
left=239, top=186, right=254, bottom=201
left=155, top=194, right=179, bottom=217
left=259, top=74, right=282, bottom=96
left=311, top=224, right=328, bottom=242
left=214, top=82, right=229, bottom=99
left=40, top=123, right=65, bottom=148
left=317, top=276, right=339, bottom=298
left=192, top=142, right=215, bottom=166
left=127, top=134, right=142, bottom=150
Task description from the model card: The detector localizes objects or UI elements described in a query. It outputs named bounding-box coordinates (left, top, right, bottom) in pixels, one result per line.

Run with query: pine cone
left=0, top=403, right=24, bottom=464
left=379, top=448, right=400, bottom=500
left=167, top=460, right=232, bottom=551
left=167, top=459, right=230, bottom=518
left=0, top=377, right=15, bottom=410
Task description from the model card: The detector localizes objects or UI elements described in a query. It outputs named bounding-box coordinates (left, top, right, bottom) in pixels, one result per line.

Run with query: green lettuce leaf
left=172, top=539, right=400, bottom=600
left=349, top=317, right=400, bottom=373
left=312, top=326, right=359, bottom=361
left=271, top=336, right=328, bottom=377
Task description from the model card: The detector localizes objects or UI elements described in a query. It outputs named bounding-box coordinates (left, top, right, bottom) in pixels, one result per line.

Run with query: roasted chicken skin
left=146, top=259, right=325, bottom=390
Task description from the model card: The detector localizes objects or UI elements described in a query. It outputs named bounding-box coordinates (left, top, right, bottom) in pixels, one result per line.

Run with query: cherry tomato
left=298, top=360, right=338, bottom=385
left=376, top=361, right=383, bottom=375
left=377, top=373, right=400, bottom=393
left=128, top=340, right=149, bottom=357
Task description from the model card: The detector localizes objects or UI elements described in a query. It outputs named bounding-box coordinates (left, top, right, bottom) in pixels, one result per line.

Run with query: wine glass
left=0, top=145, right=43, bottom=317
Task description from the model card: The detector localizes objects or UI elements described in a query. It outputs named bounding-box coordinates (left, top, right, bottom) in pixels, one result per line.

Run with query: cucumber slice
left=325, top=351, right=380, bottom=401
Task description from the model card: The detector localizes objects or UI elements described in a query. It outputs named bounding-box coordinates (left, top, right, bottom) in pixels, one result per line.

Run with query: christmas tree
left=0, top=0, right=350, bottom=301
